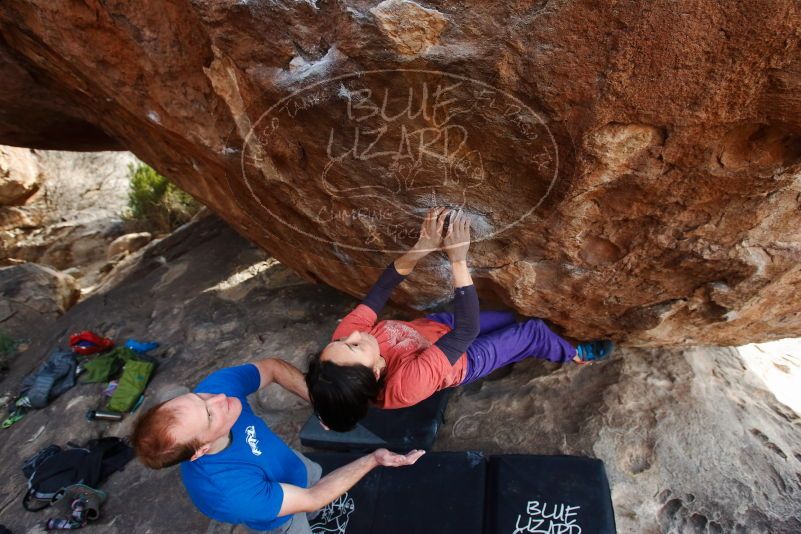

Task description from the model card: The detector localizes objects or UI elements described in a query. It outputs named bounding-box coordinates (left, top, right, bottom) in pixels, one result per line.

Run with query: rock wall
left=438, top=346, right=801, bottom=533
left=0, top=146, right=143, bottom=292
left=32, top=149, right=140, bottom=224
left=0, top=145, right=40, bottom=207
left=1, top=1, right=800, bottom=345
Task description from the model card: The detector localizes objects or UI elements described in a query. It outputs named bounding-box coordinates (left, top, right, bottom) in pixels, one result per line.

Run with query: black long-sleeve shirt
left=361, top=263, right=408, bottom=315
left=434, top=284, right=480, bottom=364
left=361, top=263, right=480, bottom=365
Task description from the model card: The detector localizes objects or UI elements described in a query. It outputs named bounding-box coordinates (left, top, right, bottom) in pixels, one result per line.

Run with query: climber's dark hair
left=305, top=352, right=381, bottom=432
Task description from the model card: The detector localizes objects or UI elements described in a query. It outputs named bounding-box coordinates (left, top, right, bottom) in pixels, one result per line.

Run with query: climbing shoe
left=1, top=407, right=26, bottom=428
left=575, top=340, right=615, bottom=364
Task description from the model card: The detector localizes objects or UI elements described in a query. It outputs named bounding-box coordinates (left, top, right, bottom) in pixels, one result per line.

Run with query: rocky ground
left=1, top=147, right=143, bottom=294
left=1, top=213, right=799, bottom=533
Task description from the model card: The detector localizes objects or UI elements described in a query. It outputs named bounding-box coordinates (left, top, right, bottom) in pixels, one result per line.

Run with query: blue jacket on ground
left=180, top=364, right=307, bottom=530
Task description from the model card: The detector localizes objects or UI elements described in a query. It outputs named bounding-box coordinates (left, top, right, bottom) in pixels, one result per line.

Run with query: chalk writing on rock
left=239, top=69, right=561, bottom=255
left=512, top=501, right=582, bottom=534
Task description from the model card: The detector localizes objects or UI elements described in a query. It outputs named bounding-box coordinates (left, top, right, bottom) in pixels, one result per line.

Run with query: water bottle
left=85, top=410, right=123, bottom=422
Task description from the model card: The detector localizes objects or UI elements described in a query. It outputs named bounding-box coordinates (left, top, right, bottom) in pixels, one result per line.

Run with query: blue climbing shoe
left=575, top=340, right=615, bottom=364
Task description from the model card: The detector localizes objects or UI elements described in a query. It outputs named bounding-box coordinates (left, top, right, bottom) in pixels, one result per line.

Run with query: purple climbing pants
left=426, top=311, right=577, bottom=385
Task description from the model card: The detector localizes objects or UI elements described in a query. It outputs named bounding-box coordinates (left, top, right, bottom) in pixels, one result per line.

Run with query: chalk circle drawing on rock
left=239, top=69, right=560, bottom=254
left=310, top=492, right=355, bottom=534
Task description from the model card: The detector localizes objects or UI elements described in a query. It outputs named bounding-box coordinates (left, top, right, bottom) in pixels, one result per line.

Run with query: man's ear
left=190, top=444, right=211, bottom=462
left=373, top=366, right=381, bottom=381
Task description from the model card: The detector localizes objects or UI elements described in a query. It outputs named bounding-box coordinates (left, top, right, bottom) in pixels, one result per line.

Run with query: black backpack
left=22, top=437, right=134, bottom=511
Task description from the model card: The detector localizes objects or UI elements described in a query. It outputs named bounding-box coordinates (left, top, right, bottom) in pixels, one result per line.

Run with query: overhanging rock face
left=1, top=0, right=800, bottom=346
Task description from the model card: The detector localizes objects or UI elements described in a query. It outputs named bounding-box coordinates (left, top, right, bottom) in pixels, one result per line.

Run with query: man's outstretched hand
left=372, top=448, right=426, bottom=467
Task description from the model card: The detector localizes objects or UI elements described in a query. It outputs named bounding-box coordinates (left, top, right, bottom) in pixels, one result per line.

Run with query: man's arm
left=277, top=449, right=425, bottom=515
left=253, top=358, right=309, bottom=402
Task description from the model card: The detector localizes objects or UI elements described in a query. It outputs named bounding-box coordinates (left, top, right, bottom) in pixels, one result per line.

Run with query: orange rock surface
left=1, top=0, right=800, bottom=345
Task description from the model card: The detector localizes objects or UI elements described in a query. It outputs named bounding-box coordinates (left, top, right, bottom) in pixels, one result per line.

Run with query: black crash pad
left=300, top=389, right=451, bottom=453
left=485, top=455, right=616, bottom=534
left=306, top=451, right=487, bottom=534
left=304, top=452, right=616, bottom=534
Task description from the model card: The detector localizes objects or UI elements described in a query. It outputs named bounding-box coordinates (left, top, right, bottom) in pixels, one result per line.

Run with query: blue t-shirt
left=180, top=364, right=307, bottom=531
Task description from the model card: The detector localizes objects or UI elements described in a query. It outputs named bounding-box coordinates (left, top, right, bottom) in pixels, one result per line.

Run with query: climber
left=131, top=359, right=423, bottom=533
left=306, top=207, right=614, bottom=432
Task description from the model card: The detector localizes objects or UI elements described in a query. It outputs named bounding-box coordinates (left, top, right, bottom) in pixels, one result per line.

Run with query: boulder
left=0, top=262, right=79, bottom=341
left=0, top=206, right=39, bottom=231
left=5, top=219, right=125, bottom=271
left=0, top=1, right=800, bottom=345
left=0, top=44, right=120, bottom=150
left=0, top=145, right=39, bottom=205
left=107, top=232, right=152, bottom=259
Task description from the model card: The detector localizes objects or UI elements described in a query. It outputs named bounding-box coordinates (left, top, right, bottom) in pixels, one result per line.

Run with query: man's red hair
left=131, top=401, right=202, bottom=469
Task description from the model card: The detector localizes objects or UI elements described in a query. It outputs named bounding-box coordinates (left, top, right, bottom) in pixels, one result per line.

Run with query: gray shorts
left=263, top=450, right=323, bottom=534
left=205, top=450, right=323, bottom=534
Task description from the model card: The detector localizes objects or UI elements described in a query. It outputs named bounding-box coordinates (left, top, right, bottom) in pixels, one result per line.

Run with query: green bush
left=124, top=163, right=201, bottom=233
